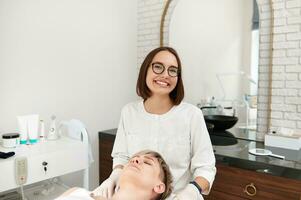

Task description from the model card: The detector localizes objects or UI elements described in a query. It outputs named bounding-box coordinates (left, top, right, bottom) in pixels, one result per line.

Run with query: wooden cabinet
left=98, top=133, right=115, bottom=184
left=99, top=132, right=301, bottom=199
left=204, top=164, right=301, bottom=200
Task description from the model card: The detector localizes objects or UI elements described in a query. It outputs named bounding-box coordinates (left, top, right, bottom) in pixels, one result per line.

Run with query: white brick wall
left=137, top=0, right=301, bottom=140
left=137, top=0, right=165, bottom=67
left=269, top=0, right=301, bottom=135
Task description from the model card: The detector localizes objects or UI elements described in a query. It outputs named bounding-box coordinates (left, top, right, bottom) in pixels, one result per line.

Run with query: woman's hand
left=90, top=194, right=107, bottom=200
left=91, top=168, right=122, bottom=198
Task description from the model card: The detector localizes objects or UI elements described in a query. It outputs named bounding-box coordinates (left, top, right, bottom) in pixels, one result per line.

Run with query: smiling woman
left=145, top=50, right=180, bottom=103
left=93, top=46, right=216, bottom=200
left=136, top=47, right=184, bottom=106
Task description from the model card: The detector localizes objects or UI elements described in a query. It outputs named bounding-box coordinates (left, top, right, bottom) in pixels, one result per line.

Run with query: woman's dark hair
left=136, top=46, right=184, bottom=105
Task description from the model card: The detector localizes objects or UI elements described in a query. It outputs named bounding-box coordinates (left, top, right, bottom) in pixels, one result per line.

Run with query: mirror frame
left=160, top=0, right=275, bottom=139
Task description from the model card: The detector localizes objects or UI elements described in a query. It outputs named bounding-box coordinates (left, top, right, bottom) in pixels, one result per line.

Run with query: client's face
left=118, top=153, right=164, bottom=193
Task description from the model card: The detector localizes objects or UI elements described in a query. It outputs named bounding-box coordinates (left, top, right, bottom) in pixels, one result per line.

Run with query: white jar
left=2, top=133, right=20, bottom=148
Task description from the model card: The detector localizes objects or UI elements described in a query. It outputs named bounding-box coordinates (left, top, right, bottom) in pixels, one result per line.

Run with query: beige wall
left=0, top=0, right=138, bottom=189
left=169, top=0, right=253, bottom=105
left=169, top=0, right=254, bottom=126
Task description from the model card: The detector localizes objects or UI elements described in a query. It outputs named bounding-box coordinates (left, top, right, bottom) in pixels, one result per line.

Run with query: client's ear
left=154, top=183, right=165, bottom=194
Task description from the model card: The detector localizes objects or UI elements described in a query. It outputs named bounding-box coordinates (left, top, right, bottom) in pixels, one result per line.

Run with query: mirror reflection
left=169, top=0, right=259, bottom=130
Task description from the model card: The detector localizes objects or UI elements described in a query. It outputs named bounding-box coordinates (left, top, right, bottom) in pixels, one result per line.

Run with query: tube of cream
left=17, top=116, right=28, bottom=145
left=27, top=114, right=39, bottom=144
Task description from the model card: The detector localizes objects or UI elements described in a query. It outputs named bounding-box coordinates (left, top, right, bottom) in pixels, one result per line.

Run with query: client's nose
left=132, top=157, right=141, bottom=164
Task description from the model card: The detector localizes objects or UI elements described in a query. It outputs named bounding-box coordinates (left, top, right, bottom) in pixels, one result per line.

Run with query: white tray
left=265, top=134, right=301, bottom=150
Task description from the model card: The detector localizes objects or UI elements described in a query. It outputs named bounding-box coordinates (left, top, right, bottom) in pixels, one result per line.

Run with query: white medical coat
left=111, top=100, right=216, bottom=199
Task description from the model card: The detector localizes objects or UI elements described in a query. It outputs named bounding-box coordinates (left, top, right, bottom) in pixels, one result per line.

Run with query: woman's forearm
left=194, top=176, right=210, bottom=193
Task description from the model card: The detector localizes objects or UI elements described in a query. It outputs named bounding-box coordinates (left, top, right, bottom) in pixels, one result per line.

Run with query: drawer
left=212, top=164, right=301, bottom=200
left=27, top=142, right=88, bottom=184
left=205, top=190, right=247, bottom=200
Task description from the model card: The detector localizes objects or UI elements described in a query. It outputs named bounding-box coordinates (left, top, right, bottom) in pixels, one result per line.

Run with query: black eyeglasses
left=151, top=62, right=180, bottom=77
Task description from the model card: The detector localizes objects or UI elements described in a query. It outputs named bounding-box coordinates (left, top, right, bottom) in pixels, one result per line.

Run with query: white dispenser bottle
left=47, top=115, right=59, bottom=140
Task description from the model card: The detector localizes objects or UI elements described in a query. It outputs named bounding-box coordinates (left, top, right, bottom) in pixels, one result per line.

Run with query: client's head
left=118, top=150, right=173, bottom=200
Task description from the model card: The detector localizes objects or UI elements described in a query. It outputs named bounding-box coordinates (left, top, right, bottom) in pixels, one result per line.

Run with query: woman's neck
left=111, top=187, right=151, bottom=200
left=144, top=95, right=174, bottom=115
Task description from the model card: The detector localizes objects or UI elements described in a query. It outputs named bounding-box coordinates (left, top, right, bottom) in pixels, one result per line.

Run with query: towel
left=59, top=119, right=94, bottom=164
left=55, top=188, right=95, bottom=200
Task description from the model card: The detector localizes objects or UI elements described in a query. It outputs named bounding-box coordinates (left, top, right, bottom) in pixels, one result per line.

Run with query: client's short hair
left=134, top=150, right=173, bottom=200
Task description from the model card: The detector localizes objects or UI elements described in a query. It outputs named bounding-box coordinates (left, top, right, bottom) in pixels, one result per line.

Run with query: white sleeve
left=190, top=108, right=216, bottom=194
left=166, top=184, right=204, bottom=200
left=111, top=107, right=130, bottom=168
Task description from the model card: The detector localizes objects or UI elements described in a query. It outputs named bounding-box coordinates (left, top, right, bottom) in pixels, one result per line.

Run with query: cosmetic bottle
left=47, top=115, right=59, bottom=140
left=17, top=116, right=28, bottom=145
left=28, top=114, right=39, bottom=144
left=39, top=120, right=45, bottom=141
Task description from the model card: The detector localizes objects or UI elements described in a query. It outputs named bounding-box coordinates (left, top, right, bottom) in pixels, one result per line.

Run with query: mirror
left=168, top=0, right=259, bottom=130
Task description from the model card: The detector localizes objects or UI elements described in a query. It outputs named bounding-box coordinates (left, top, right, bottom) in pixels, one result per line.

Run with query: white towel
left=60, top=119, right=94, bottom=164
left=55, top=188, right=94, bottom=200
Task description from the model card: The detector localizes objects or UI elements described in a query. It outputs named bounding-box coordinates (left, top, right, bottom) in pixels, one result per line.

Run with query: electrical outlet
left=15, top=157, right=28, bottom=185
